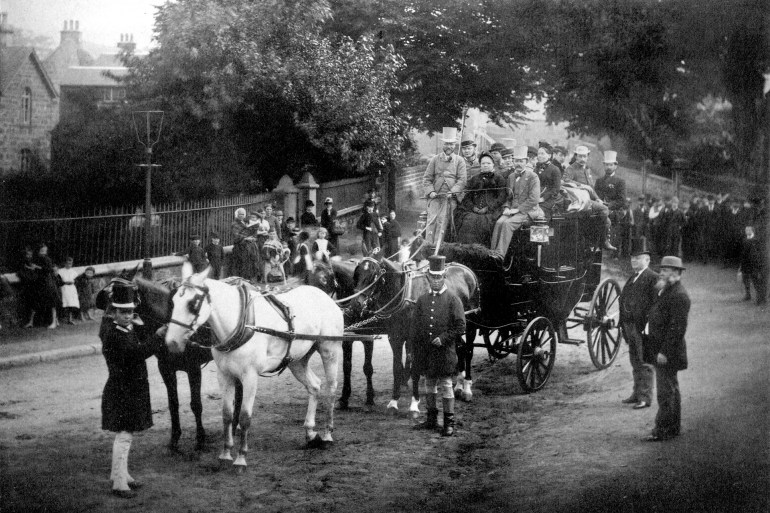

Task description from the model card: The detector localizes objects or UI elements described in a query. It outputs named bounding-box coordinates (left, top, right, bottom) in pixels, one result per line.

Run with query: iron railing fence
left=0, top=194, right=271, bottom=271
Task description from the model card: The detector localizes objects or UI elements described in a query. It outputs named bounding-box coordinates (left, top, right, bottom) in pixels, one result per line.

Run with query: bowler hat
left=305, top=200, right=315, bottom=208
left=553, top=145, right=567, bottom=155
left=500, top=148, right=513, bottom=157
left=460, top=139, right=476, bottom=148
left=428, top=255, right=446, bottom=275
left=489, top=142, right=506, bottom=153
left=660, top=256, right=685, bottom=270
left=630, top=237, right=651, bottom=257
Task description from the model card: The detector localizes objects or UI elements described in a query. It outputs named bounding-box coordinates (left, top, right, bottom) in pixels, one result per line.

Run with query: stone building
left=0, top=13, right=59, bottom=175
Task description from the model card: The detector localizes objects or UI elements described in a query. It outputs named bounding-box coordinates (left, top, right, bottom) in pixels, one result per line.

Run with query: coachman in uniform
left=411, top=256, right=466, bottom=436
left=100, top=279, right=160, bottom=498
left=619, top=237, right=658, bottom=410
left=644, top=256, right=690, bottom=441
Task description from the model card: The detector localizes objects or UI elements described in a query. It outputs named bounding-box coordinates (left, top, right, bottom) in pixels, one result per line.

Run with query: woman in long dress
left=454, top=153, right=507, bottom=246
left=230, top=208, right=257, bottom=279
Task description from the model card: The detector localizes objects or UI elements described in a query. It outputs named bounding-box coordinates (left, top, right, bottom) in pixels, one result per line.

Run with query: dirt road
left=0, top=261, right=767, bottom=512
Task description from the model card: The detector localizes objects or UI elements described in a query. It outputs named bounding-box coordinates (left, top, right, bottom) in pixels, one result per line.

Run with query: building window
left=101, top=87, right=126, bottom=102
left=20, top=149, right=32, bottom=172
left=22, top=87, right=32, bottom=124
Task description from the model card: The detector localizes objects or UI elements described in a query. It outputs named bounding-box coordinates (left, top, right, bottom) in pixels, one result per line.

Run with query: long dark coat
left=619, top=266, right=659, bottom=332
left=101, top=317, right=156, bottom=432
left=410, top=289, right=466, bottom=378
left=645, top=280, right=690, bottom=370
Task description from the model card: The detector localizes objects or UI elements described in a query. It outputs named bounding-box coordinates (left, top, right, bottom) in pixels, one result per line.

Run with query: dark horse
left=98, top=274, right=242, bottom=452
left=346, top=256, right=479, bottom=414
left=307, top=258, right=376, bottom=411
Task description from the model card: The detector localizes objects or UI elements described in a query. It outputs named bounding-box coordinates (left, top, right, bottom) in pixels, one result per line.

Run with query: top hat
left=630, top=237, right=651, bottom=257
left=324, top=197, right=333, bottom=204
left=440, top=127, right=458, bottom=143
left=603, top=150, right=618, bottom=164
left=660, top=256, right=685, bottom=270
left=460, top=139, right=476, bottom=148
left=513, top=146, right=529, bottom=160
left=428, top=255, right=446, bottom=275
left=111, top=281, right=138, bottom=309
left=489, top=142, right=506, bottom=153
left=574, top=145, right=590, bottom=155
left=500, top=147, right=514, bottom=157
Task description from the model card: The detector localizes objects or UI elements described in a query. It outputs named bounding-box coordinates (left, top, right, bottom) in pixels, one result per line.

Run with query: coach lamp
left=530, top=221, right=551, bottom=244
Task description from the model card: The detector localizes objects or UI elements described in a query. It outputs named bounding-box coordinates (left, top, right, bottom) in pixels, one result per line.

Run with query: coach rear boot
left=441, top=397, right=455, bottom=437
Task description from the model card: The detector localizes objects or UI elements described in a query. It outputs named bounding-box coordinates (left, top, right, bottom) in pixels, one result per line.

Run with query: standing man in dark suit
left=644, top=256, right=691, bottom=441
left=619, top=237, right=659, bottom=409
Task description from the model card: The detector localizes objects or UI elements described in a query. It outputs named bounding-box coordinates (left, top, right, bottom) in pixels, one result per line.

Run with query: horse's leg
left=363, top=340, right=375, bottom=409
left=339, top=340, right=353, bottom=410
left=187, top=366, right=206, bottom=451
left=233, top=371, right=258, bottom=470
left=158, top=359, right=182, bottom=452
left=233, top=379, right=243, bottom=431
left=387, top=334, right=404, bottom=411
left=409, top=338, right=421, bottom=419
left=319, top=341, right=341, bottom=445
left=461, top=326, right=475, bottom=402
left=288, top=352, right=323, bottom=446
left=217, top=370, right=237, bottom=463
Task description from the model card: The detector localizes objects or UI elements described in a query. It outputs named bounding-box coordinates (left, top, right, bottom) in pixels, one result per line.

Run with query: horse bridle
left=168, top=281, right=210, bottom=333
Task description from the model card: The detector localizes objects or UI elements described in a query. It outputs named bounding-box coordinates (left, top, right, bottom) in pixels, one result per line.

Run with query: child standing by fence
left=76, top=266, right=98, bottom=320
left=57, top=256, right=80, bottom=324
left=205, top=233, right=224, bottom=279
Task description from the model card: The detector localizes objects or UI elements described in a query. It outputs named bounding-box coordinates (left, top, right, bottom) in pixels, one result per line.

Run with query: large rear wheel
left=516, top=317, right=556, bottom=392
left=586, top=278, right=623, bottom=369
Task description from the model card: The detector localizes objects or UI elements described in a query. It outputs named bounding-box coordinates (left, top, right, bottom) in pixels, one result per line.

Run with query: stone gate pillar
left=273, top=174, right=299, bottom=222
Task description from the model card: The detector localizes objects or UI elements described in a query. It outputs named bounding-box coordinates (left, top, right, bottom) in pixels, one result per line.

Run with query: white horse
left=165, top=264, right=343, bottom=468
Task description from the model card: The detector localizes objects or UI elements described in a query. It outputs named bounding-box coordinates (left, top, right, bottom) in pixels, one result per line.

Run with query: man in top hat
left=100, top=279, right=160, bottom=498
left=619, top=237, right=659, bottom=410
left=460, top=137, right=480, bottom=177
left=491, top=146, right=544, bottom=256
left=644, top=256, right=690, bottom=441
left=594, top=151, right=627, bottom=212
left=422, top=127, right=467, bottom=245
left=411, top=255, right=466, bottom=437
left=563, top=145, right=595, bottom=187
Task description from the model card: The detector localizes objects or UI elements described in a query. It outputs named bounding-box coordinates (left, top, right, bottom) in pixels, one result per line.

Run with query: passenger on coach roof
left=422, top=127, right=467, bottom=245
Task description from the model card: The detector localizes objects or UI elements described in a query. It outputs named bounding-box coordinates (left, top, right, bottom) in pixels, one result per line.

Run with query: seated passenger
left=561, top=177, right=617, bottom=251
left=454, top=152, right=507, bottom=246
left=534, top=142, right=562, bottom=218
left=491, top=146, right=544, bottom=255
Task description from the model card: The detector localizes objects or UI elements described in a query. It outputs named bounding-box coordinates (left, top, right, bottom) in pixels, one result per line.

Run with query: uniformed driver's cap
left=428, top=255, right=446, bottom=276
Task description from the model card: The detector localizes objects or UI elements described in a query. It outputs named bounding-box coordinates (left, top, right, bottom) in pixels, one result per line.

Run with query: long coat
left=645, top=280, right=690, bottom=370
left=101, top=317, right=157, bottom=432
left=595, top=173, right=627, bottom=211
left=410, top=289, right=466, bottom=379
left=619, top=266, right=659, bottom=332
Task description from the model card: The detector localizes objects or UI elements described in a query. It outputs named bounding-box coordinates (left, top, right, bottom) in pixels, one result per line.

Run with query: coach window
left=20, top=149, right=32, bottom=172
left=22, top=87, right=32, bottom=124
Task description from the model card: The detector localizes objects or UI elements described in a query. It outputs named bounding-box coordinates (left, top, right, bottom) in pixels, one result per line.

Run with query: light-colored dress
left=57, top=267, right=80, bottom=309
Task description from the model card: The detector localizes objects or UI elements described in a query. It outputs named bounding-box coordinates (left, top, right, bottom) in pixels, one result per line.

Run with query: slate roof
left=0, top=46, right=58, bottom=98
left=60, top=66, right=127, bottom=87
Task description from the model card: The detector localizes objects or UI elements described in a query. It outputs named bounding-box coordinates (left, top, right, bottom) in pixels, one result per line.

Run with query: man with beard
left=491, top=146, right=544, bottom=255
left=460, top=137, right=480, bottom=178
left=534, top=142, right=562, bottom=217
left=594, top=151, right=626, bottom=212
left=563, top=145, right=595, bottom=187
left=644, top=256, right=690, bottom=441
left=422, top=127, right=467, bottom=245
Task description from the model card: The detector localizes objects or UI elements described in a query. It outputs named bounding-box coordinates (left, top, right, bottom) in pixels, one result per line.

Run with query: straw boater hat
left=324, top=197, right=333, bottom=204
left=513, top=146, right=529, bottom=159
left=630, top=237, right=651, bottom=257
left=440, top=127, right=458, bottom=143
left=428, top=255, right=447, bottom=276
left=574, top=145, right=590, bottom=155
left=603, top=150, right=618, bottom=164
left=660, top=256, right=685, bottom=270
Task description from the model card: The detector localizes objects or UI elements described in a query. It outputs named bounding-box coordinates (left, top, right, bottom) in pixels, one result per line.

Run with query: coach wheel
left=483, top=327, right=515, bottom=359
left=586, top=278, right=623, bottom=369
left=516, top=317, right=556, bottom=393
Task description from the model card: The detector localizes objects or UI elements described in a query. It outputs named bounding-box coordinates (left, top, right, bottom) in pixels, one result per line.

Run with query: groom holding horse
left=411, top=255, right=466, bottom=437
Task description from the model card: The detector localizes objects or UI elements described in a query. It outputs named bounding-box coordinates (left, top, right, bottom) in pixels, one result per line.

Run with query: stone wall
left=0, top=52, right=59, bottom=173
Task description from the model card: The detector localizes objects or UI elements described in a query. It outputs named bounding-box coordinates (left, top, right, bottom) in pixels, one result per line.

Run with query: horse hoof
left=306, top=434, right=323, bottom=449
left=320, top=440, right=334, bottom=450
left=386, top=400, right=399, bottom=414
left=235, top=466, right=245, bottom=475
